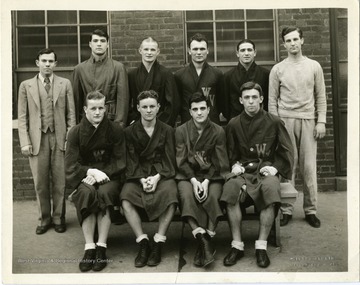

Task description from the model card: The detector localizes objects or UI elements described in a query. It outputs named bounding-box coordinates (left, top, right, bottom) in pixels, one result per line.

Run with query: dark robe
left=175, top=62, right=227, bottom=124
left=225, top=62, right=270, bottom=118
left=127, top=61, right=179, bottom=126
left=221, top=109, right=293, bottom=211
left=65, top=116, right=126, bottom=191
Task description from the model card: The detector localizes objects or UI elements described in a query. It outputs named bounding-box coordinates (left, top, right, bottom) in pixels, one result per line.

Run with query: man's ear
left=260, top=96, right=264, bottom=104
left=239, top=97, right=244, bottom=105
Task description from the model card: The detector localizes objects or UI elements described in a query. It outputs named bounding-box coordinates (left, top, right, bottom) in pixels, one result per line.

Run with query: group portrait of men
left=17, top=25, right=326, bottom=272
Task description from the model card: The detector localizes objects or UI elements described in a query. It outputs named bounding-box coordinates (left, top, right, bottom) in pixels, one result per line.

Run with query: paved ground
left=9, top=191, right=351, bottom=282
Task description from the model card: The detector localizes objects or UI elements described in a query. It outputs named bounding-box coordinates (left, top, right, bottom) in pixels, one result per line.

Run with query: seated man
left=220, top=82, right=293, bottom=268
left=120, top=90, right=178, bottom=267
left=175, top=92, right=229, bottom=267
left=65, top=91, right=126, bottom=272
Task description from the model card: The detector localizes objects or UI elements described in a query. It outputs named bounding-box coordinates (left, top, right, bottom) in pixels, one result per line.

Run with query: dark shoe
left=280, top=214, right=292, bottom=227
left=135, top=239, right=150, bottom=268
left=255, top=249, right=270, bottom=268
left=305, top=214, right=321, bottom=228
left=193, top=243, right=204, bottom=267
left=54, top=224, right=66, bottom=233
left=93, top=246, right=108, bottom=271
left=36, top=224, right=51, bottom=235
left=79, top=249, right=96, bottom=272
left=223, top=247, right=244, bottom=266
left=195, top=233, right=215, bottom=267
left=147, top=242, right=162, bottom=266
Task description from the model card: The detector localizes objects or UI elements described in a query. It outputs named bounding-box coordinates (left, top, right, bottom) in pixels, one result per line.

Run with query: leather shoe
left=93, top=246, right=107, bottom=271
left=256, top=249, right=270, bottom=268
left=280, top=214, right=292, bottom=227
left=79, top=249, right=96, bottom=272
left=54, top=224, right=66, bottom=233
left=305, top=214, right=321, bottom=228
left=223, top=247, right=244, bottom=266
left=147, top=242, right=162, bottom=266
left=36, top=224, right=51, bottom=235
left=193, top=243, right=204, bottom=267
left=195, top=233, right=215, bottom=267
left=135, top=239, right=150, bottom=267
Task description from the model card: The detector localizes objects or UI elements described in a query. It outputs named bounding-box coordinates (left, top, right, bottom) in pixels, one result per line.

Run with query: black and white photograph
left=1, top=0, right=359, bottom=284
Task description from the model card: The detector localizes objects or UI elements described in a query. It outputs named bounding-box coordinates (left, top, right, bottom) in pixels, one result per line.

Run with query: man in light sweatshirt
left=268, top=26, right=326, bottom=228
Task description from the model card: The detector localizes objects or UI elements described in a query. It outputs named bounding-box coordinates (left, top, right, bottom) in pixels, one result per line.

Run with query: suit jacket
left=18, top=74, right=76, bottom=155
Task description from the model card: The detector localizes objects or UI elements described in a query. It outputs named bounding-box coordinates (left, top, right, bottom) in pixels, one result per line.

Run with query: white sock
left=206, top=229, right=216, bottom=238
left=154, top=233, right=166, bottom=243
left=255, top=240, right=267, bottom=250
left=192, top=227, right=206, bottom=238
left=231, top=240, right=244, bottom=251
left=84, top=243, right=96, bottom=251
left=96, top=242, right=107, bottom=248
left=136, top=234, right=149, bottom=243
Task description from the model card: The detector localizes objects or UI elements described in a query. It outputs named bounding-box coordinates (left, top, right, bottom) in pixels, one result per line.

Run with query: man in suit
left=18, top=48, right=76, bottom=234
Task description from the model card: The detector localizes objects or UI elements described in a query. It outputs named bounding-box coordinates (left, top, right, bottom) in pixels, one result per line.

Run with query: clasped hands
left=191, top=178, right=209, bottom=203
left=82, top=168, right=110, bottom=186
left=231, top=162, right=278, bottom=176
left=140, top=174, right=161, bottom=193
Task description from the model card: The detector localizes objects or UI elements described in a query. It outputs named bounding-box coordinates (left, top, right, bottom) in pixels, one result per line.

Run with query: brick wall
left=278, top=8, right=336, bottom=192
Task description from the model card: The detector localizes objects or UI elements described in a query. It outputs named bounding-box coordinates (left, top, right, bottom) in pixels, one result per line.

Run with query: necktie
left=44, top=77, right=51, bottom=93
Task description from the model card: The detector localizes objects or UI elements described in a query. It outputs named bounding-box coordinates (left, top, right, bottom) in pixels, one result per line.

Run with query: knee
left=76, top=183, right=96, bottom=199
left=121, top=200, right=133, bottom=213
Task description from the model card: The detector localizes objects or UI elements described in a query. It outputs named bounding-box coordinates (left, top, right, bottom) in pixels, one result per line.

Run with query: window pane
left=337, top=18, right=347, bottom=61
left=215, top=10, right=244, bottom=20
left=17, top=11, right=44, bottom=25
left=47, top=11, right=77, bottom=24
left=216, top=22, right=245, bottom=62
left=80, top=25, right=108, bottom=62
left=246, top=9, right=273, bottom=20
left=18, top=27, right=45, bottom=67
left=186, top=11, right=213, bottom=21
left=247, top=21, right=274, bottom=61
left=80, top=11, right=107, bottom=24
left=48, top=26, right=78, bottom=66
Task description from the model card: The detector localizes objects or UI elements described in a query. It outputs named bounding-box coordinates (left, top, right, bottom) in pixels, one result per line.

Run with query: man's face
left=139, top=41, right=160, bottom=64
left=84, top=98, right=106, bottom=125
left=89, top=35, right=109, bottom=56
left=36, top=53, right=57, bottom=77
left=283, top=30, right=304, bottom=55
left=137, top=98, right=159, bottom=122
left=189, top=40, right=208, bottom=64
left=236, top=43, right=256, bottom=66
left=239, top=89, right=263, bottom=117
left=189, top=101, right=210, bottom=124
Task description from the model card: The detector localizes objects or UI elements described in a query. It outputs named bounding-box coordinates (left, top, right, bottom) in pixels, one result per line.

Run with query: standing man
left=175, top=92, right=229, bottom=267
left=73, top=29, right=129, bottom=127
left=127, top=37, right=179, bottom=126
left=65, top=91, right=126, bottom=272
left=221, top=82, right=293, bottom=268
left=225, top=39, right=270, bottom=118
left=268, top=26, right=326, bottom=228
left=121, top=90, right=178, bottom=268
left=18, top=48, right=76, bottom=235
left=175, top=33, right=227, bottom=125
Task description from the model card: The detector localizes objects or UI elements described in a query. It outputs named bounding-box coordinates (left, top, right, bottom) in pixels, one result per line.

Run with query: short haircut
left=85, top=90, right=106, bottom=106
left=36, top=48, right=57, bottom=61
left=137, top=90, right=159, bottom=104
left=140, top=36, right=159, bottom=48
left=189, top=92, right=210, bottom=108
left=90, top=29, right=109, bottom=42
left=281, top=26, right=303, bottom=41
left=188, top=33, right=208, bottom=48
left=236, top=39, right=256, bottom=51
left=239, top=81, right=263, bottom=98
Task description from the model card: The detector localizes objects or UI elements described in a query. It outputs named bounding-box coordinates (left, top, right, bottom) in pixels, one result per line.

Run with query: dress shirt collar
left=38, top=73, right=54, bottom=85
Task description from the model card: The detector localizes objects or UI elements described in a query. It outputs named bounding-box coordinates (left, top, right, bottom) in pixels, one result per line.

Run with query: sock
left=84, top=243, right=96, bottom=251
left=136, top=234, right=149, bottom=243
left=154, top=233, right=166, bottom=243
left=255, top=240, right=267, bottom=250
left=206, top=229, right=216, bottom=238
left=192, top=227, right=206, bottom=238
left=96, top=242, right=107, bottom=248
left=231, top=240, right=244, bottom=251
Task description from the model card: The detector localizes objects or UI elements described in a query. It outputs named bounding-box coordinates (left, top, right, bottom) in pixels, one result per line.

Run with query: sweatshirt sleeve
left=268, top=66, right=280, bottom=116
left=313, top=62, right=327, bottom=123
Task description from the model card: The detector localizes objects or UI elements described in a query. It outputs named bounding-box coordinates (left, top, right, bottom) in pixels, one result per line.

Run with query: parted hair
left=236, top=39, right=256, bottom=51
left=137, top=90, right=159, bottom=104
left=37, top=48, right=57, bottom=61
left=90, top=29, right=109, bottom=42
left=189, top=92, right=210, bottom=108
left=188, top=33, right=208, bottom=48
left=85, top=91, right=106, bottom=106
left=281, top=26, right=303, bottom=41
left=239, top=81, right=263, bottom=98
